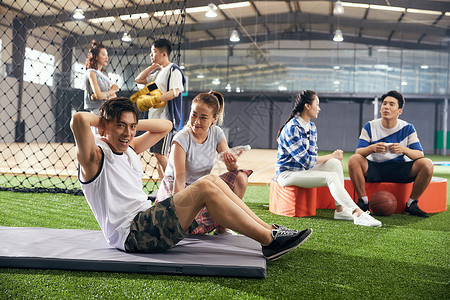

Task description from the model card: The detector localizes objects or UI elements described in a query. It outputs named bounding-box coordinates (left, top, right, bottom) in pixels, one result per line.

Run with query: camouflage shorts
left=124, top=197, right=198, bottom=253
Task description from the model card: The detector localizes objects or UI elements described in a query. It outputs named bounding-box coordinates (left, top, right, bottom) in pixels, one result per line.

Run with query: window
left=23, top=47, right=55, bottom=86
left=72, top=61, right=85, bottom=89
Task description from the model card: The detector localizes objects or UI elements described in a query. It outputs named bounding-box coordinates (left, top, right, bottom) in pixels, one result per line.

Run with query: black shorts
left=366, top=160, right=416, bottom=183
left=150, top=131, right=174, bottom=156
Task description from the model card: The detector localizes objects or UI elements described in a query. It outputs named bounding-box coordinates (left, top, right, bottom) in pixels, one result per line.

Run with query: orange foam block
left=269, top=179, right=317, bottom=217
left=365, top=177, right=447, bottom=214
left=316, top=178, right=356, bottom=209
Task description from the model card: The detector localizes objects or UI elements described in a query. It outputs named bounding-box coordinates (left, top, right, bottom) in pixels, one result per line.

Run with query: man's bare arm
left=130, top=119, right=172, bottom=154
left=70, top=112, right=103, bottom=180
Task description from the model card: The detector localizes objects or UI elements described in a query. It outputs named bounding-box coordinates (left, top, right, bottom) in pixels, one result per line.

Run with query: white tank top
left=79, top=140, right=152, bottom=250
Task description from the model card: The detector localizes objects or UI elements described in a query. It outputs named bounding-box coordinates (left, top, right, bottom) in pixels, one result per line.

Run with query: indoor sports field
left=1, top=152, right=449, bottom=299
left=1, top=0, right=449, bottom=299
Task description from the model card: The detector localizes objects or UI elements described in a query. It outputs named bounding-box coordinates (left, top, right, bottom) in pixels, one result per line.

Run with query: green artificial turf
left=0, top=152, right=449, bottom=299
left=0, top=187, right=449, bottom=299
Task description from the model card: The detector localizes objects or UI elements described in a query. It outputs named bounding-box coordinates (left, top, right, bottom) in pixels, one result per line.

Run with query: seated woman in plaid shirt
left=155, top=91, right=252, bottom=235
left=276, top=90, right=381, bottom=227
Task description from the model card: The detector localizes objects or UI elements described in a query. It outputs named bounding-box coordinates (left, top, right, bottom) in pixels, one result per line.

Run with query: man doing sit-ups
left=71, top=97, right=312, bottom=260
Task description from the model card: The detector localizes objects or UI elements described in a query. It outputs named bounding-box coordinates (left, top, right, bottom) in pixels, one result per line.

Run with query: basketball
left=370, top=191, right=397, bottom=216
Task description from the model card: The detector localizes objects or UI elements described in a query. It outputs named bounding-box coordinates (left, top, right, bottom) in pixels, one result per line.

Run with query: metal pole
left=444, top=98, right=448, bottom=156
left=373, top=96, right=378, bottom=120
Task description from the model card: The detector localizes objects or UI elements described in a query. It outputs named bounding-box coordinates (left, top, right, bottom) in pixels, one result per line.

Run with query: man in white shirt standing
left=134, top=38, right=185, bottom=181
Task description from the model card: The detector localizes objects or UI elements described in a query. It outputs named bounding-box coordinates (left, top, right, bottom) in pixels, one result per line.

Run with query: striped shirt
left=356, top=118, right=423, bottom=163
left=276, top=116, right=318, bottom=176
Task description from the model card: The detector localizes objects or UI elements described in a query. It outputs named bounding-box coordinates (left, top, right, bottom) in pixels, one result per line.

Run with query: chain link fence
left=0, top=0, right=185, bottom=194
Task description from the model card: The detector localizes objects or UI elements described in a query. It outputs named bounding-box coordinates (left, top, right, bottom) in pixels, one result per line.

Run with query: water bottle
left=218, top=145, right=251, bottom=162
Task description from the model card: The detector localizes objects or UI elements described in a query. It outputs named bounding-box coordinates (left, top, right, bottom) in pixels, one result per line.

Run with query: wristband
left=106, top=91, right=110, bottom=99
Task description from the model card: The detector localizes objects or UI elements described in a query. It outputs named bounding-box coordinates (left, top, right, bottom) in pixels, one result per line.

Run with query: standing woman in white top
left=276, top=90, right=381, bottom=227
left=83, top=40, right=119, bottom=115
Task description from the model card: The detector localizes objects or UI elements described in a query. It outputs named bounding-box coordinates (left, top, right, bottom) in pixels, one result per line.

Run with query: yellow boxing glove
left=136, top=94, right=164, bottom=112
left=149, top=88, right=165, bottom=108
left=130, top=82, right=159, bottom=103
left=150, top=88, right=163, bottom=97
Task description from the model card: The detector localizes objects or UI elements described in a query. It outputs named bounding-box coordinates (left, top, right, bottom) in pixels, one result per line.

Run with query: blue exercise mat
left=0, top=226, right=266, bottom=278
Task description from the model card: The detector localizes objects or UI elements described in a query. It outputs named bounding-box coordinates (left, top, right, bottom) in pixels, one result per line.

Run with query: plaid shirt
left=276, top=117, right=318, bottom=176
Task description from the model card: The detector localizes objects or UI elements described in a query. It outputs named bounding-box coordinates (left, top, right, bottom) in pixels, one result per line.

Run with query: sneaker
left=357, top=198, right=370, bottom=212
left=213, top=228, right=239, bottom=235
left=404, top=200, right=429, bottom=218
left=272, top=224, right=299, bottom=233
left=334, top=209, right=354, bottom=221
left=262, top=228, right=313, bottom=261
left=354, top=211, right=382, bottom=227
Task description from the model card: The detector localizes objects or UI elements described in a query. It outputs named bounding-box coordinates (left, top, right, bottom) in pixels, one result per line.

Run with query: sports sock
left=406, top=198, right=415, bottom=207
left=361, top=196, right=369, bottom=204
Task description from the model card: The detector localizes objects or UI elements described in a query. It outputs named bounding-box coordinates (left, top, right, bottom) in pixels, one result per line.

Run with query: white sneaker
left=334, top=209, right=354, bottom=221
left=354, top=211, right=382, bottom=227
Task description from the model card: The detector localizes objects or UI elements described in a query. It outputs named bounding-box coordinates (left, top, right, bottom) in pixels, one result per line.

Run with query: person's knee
left=235, top=171, right=248, bottom=189
left=326, top=158, right=342, bottom=171
left=195, top=176, right=219, bottom=197
left=416, top=158, right=434, bottom=176
left=203, top=173, right=221, bottom=183
left=348, top=154, right=365, bottom=170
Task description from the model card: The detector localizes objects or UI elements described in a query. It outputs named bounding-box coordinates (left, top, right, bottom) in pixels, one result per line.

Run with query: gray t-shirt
left=83, top=69, right=113, bottom=112
left=165, top=126, right=224, bottom=185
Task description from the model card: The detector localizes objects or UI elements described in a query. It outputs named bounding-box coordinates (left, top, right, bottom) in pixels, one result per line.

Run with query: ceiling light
left=73, top=8, right=85, bottom=20
left=156, top=2, right=249, bottom=18
left=212, top=78, right=220, bottom=85
left=120, top=13, right=149, bottom=21
left=341, top=2, right=369, bottom=9
left=333, top=29, right=343, bottom=42
left=333, top=65, right=341, bottom=70
left=334, top=80, right=341, bottom=85
left=197, top=73, right=205, bottom=79
left=401, top=81, right=408, bottom=86
left=226, top=83, right=231, bottom=92
left=186, top=7, right=209, bottom=14
left=205, top=3, right=218, bottom=18
left=278, top=85, right=287, bottom=91
left=121, top=32, right=132, bottom=42
left=230, top=29, right=240, bottom=42
left=236, top=87, right=241, bottom=93
left=180, top=63, right=185, bottom=70
left=90, top=16, right=116, bottom=23
left=154, top=9, right=182, bottom=17
left=407, top=8, right=441, bottom=15
left=333, top=1, right=344, bottom=15
left=369, top=5, right=405, bottom=12
left=420, top=65, right=429, bottom=70
left=218, top=2, right=250, bottom=10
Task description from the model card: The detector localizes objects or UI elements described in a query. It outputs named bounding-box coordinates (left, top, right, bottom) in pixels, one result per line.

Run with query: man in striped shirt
left=348, top=91, right=433, bottom=217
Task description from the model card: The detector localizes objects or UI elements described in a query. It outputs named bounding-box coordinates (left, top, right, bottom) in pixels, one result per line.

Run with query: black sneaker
left=404, top=200, right=429, bottom=218
left=262, top=227, right=312, bottom=261
left=357, top=198, right=370, bottom=212
left=272, top=224, right=299, bottom=234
